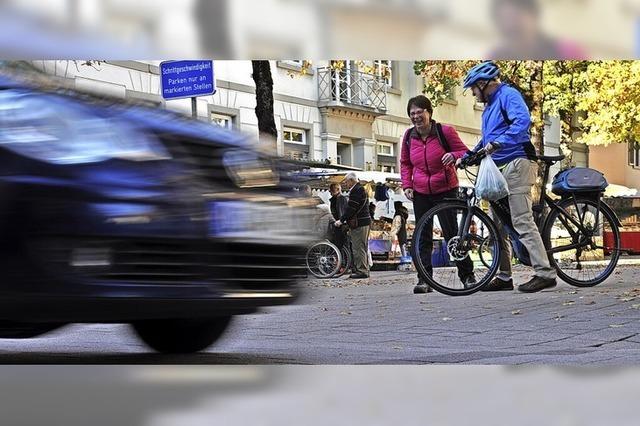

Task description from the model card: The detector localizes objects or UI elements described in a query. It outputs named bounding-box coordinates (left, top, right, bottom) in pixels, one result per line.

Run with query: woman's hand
left=442, top=153, right=455, bottom=166
left=404, top=188, right=414, bottom=201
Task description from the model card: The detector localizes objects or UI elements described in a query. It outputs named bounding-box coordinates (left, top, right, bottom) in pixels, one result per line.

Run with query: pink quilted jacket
left=400, top=124, right=469, bottom=195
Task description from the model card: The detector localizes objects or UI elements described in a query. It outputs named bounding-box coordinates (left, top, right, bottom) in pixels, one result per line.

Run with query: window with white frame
left=379, top=164, right=395, bottom=173
left=374, top=60, right=392, bottom=87
left=283, top=127, right=307, bottom=145
left=629, top=142, right=640, bottom=168
left=211, top=113, right=233, bottom=129
left=377, top=142, right=394, bottom=156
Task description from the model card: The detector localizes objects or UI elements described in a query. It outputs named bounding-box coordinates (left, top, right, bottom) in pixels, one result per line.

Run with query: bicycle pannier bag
left=551, top=168, right=608, bottom=196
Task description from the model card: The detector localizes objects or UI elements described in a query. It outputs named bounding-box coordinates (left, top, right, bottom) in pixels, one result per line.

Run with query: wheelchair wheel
left=334, top=245, right=352, bottom=278
left=306, top=240, right=342, bottom=278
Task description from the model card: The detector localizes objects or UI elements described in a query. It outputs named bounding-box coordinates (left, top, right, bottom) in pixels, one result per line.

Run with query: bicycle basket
left=551, top=167, right=608, bottom=196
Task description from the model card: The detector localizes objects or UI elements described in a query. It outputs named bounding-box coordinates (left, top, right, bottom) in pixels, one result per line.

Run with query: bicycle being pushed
left=412, top=149, right=622, bottom=296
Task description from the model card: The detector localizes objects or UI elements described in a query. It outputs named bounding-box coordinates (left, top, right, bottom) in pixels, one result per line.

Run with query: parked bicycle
left=412, top=149, right=622, bottom=296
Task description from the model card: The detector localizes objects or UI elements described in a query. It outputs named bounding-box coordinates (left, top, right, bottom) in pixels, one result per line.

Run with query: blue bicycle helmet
left=463, top=61, right=500, bottom=88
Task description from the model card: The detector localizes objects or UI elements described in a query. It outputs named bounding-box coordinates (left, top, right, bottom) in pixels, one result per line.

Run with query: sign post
left=160, top=60, right=216, bottom=119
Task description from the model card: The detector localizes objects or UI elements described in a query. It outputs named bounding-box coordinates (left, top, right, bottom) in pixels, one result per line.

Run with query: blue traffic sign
left=160, top=60, right=215, bottom=100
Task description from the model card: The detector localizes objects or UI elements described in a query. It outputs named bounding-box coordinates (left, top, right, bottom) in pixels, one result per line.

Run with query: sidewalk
left=217, top=264, right=640, bottom=364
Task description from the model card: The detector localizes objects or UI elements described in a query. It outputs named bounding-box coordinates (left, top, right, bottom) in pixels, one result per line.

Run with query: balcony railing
left=318, top=67, right=387, bottom=112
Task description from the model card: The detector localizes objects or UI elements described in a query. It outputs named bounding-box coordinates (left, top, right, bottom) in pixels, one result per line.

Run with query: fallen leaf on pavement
left=442, top=317, right=453, bottom=321
left=568, top=291, right=578, bottom=295
left=554, top=315, right=565, bottom=321
left=563, top=301, right=575, bottom=306
left=321, top=307, right=328, bottom=311
left=631, top=304, right=640, bottom=309
left=511, top=310, right=521, bottom=315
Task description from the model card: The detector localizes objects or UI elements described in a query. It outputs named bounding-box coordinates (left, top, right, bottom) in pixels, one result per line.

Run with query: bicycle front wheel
left=412, top=201, right=502, bottom=296
left=543, top=197, right=620, bottom=287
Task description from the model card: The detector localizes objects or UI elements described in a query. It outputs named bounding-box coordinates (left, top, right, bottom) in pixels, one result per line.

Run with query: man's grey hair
left=344, top=172, right=358, bottom=182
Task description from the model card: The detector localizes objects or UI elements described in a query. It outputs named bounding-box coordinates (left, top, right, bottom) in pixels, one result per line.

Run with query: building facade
left=589, top=143, right=640, bottom=192
left=34, top=60, right=562, bottom=179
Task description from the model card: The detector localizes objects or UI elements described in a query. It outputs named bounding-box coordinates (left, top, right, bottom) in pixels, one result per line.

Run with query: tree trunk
left=529, top=61, right=544, bottom=155
left=251, top=60, right=278, bottom=152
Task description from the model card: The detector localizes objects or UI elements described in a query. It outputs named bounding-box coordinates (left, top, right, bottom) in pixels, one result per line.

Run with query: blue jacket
left=472, top=83, right=532, bottom=166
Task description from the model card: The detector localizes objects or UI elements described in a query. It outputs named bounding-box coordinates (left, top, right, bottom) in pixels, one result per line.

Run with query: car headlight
left=222, top=149, right=279, bottom=188
left=0, top=89, right=171, bottom=164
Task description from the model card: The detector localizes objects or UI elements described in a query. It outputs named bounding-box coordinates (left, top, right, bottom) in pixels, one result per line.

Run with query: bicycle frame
left=456, top=157, right=621, bottom=263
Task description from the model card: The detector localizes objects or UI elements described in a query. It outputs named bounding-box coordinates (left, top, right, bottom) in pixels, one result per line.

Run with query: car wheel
left=0, top=321, right=64, bottom=338
left=132, top=317, right=233, bottom=354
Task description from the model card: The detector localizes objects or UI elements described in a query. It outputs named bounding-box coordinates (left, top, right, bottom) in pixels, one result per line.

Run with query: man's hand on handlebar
left=484, top=142, right=500, bottom=155
left=458, top=148, right=485, bottom=169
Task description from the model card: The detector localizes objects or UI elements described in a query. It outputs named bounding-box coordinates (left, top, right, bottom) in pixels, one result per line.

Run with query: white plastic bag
left=475, top=155, right=509, bottom=201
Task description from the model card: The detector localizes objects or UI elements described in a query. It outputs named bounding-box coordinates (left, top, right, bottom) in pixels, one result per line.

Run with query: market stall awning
left=604, top=183, right=638, bottom=197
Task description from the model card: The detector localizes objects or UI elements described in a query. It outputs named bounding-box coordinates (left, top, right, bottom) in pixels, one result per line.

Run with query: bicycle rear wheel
left=306, top=240, right=342, bottom=278
left=478, top=237, right=494, bottom=269
left=412, top=201, right=502, bottom=296
left=543, top=197, right=620, bottom=287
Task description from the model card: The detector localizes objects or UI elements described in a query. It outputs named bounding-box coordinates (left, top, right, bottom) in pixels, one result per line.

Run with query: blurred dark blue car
left=0, top=71, right=311, bottom=353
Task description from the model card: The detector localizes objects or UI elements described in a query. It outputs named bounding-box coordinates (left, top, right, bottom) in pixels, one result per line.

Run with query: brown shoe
left=481, top=277, right=514, bottom=292
left=518, top=276, right=557, bottom=293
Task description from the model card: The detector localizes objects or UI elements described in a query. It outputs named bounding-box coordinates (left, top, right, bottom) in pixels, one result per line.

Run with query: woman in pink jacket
left=401, top=95, right=475, bottom=294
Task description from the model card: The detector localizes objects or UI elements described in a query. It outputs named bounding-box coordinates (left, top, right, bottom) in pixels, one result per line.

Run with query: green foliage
left=577, top=61, right=640, bottom=146
left=414, top=60, right=546, bottom=150
left=415, top=60, right=640, bottom=151
left=413, top=61, right=474, bottom=107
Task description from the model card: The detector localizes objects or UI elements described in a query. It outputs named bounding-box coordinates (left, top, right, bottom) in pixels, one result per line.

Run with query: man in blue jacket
left=459, top=61, right=556, bottom=293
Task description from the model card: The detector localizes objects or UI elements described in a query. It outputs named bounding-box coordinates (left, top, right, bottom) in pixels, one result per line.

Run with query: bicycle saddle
left=537, top=154, right=565, bottom=163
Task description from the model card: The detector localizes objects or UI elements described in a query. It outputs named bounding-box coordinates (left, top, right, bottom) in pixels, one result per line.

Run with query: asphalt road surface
left=1, top=265, right=640, bottom=364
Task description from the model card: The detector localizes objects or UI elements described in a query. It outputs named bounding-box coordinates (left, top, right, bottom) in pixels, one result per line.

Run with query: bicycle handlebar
left=457, top=148, right=487, bottom=169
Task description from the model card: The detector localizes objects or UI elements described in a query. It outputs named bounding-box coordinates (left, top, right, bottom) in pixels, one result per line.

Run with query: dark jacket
left=340, top=183, right=371, bottom=228
left=394, top=206, right=408, bottom=245
left=330, top=193, right=348, bottom=221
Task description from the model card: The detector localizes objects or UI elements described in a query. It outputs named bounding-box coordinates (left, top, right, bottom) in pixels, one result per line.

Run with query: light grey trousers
left=491, top=158, right=556, bottom=280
